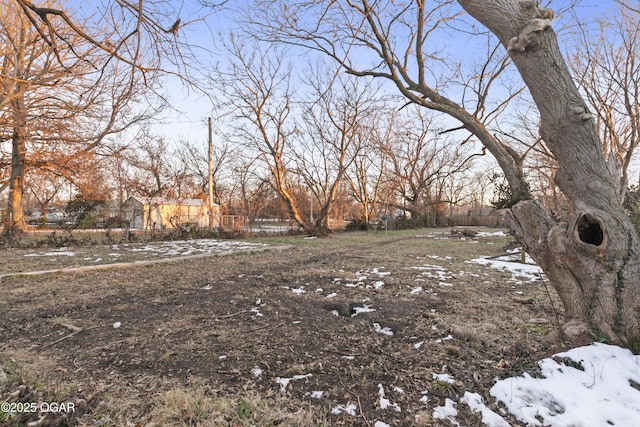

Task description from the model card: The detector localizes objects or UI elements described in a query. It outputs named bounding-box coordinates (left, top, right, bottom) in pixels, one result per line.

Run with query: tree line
left=0, top=1, right=495, bottom=235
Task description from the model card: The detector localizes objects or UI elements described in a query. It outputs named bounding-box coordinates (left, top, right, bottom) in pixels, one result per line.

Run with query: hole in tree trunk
left=576, top=214, right=604, bottom=246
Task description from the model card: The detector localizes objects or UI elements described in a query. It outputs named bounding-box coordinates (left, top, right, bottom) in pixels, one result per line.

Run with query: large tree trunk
left=280, top=190, right=316, bottom=236
left=270, top=169, right=316, bottom=236
left=4, top=119, right=27, bottom=236
left=459, top=0, right=640, bottom=350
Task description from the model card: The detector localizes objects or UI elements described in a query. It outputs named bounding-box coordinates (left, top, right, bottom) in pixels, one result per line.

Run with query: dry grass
left=149, top=386, right=326, bottom=427
left=0, top=227, right=561, bottom=426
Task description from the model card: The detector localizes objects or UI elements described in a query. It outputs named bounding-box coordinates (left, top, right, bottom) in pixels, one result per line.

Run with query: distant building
left=121, top=197, right=220, bottom=230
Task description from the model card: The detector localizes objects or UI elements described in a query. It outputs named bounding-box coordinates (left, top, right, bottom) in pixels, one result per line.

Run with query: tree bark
left=4, top=76, right=28, bottom=235
left=274, top=179, right=316, bottom=236
left=5, top=126, right=27, bottom=234
left=459, top=0, right=640, bottom=350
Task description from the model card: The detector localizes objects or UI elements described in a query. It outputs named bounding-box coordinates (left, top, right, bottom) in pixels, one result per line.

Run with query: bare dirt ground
left=0, top=229, right=574, bottom=426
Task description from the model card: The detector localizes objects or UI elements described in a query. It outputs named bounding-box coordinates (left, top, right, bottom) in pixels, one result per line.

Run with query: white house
left=121, top=197, right=221, bottom=230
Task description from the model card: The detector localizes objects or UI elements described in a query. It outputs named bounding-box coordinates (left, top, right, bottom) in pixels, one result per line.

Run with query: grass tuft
left=150, top=386, right=326, bottom=426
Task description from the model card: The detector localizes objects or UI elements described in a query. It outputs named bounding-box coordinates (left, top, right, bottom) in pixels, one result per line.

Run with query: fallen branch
left=216, top=310, right=247, bottom=320
left=41, top=325, right=99, bottom=349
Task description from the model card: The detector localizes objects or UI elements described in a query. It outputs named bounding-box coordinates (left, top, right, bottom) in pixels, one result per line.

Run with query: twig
left=349, top=392, right=371, bottom=427
left=40, top=325, right=99, bottom=349
left=216, top=310, right=246, bottom=319
left=41, top=330, right=83, bottom=349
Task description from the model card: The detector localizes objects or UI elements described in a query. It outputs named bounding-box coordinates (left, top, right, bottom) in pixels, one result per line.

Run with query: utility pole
left=208, top=117, right=214, bottom=229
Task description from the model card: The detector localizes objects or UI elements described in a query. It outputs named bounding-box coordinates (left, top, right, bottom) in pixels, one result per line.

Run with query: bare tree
left=175, top=137, right=234, bottom=204
left=295, top=67, right=382, bottom=234
left=345, top=111, right=392, bottom=225
left=380, top=107, right=482, bottom=225
left=121, top=131, right=173, bottom=198
left=8, top=0, right=208, bottom=85
left=1, top=0, right=230, bottom=237
left=213, top=39, right=315, bottom=232
left=465, top=171, right=493, bottom=221
left=0, top=1, right=158, bottom=234
left=251, top=0, right=530, bottom=203
left=569, top=3, right=640, bottom=201
left=215, top=36, right=388, bottom=235
left=24, top=171, right=66, bottom=218
left=66, top=154, right=114, bottom=202
left=230, top=158, right=271, bottom=224
left=105, top=147, right=134, bottom=206
left=251, top=0, right=640, bottom=349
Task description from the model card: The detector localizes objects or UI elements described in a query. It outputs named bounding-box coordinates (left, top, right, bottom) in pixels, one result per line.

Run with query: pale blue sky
left=154, top=0, right=621, bottom=143
left=64, top=0, right=625, bottom=146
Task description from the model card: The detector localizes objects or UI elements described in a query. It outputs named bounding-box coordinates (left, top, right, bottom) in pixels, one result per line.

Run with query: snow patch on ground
left=377, top=384, right=401, bottom=412
left=291, top=286, right=306, bottom=295
left=333, top=267, right=391, bottom=290
left=433, top=398, right=459, bottom=426
left=119, top=238, right=268, bottom=257
left=24, top=249, right=76, bottom=257
left=18, top=239, right=271, bottom=267
left=422, top=343, right=640, bottom=427
left=491, top=343, right=640, bottom=427
left=331, top=402, right=357, bottom=416
left=275, top=373, right=313, bottom=392
left=433, top=334, right=453, bottom=343
left=475, top=231, right=507, bottom=237
left=373, top=323, right=394, bottom=336
left=432, top=373, right=455, bottom=384
left=352, top=304, right=376, bottom=316
left=461, top=392, right=510, bottom=427
left=411, top=264, right=453, bottom=281
left=468, top=251, right=543, bottom=282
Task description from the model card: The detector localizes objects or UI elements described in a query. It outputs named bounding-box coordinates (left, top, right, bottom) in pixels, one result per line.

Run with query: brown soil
left=0, top=229, right=568, bottom=426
